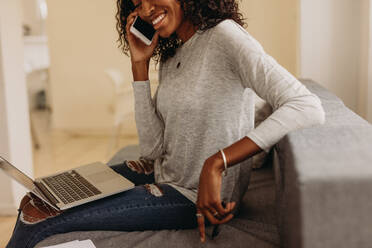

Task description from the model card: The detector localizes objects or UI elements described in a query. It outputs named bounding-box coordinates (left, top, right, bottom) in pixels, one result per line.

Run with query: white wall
left=300, top=0, right=363, bottom=114
left=0, top=40, right=14, bottom=214
left=358, top=0, right=370, bottom=120
left=21, top=0, right=43, bottom=36
left=0, top=0, right=34, bottom=215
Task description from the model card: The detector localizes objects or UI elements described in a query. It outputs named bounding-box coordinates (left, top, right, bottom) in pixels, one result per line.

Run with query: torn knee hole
left=127, top=160, right=154, bottom=174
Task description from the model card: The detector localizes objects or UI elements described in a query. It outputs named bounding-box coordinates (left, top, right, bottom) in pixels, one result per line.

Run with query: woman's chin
left=157, top=29, right=173, bottom=39
left=158, top=32, right=168, bottom=39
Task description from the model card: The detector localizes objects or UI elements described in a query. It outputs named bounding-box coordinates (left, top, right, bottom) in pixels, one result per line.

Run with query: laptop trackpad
left=86, top=170, right=117, bottom=184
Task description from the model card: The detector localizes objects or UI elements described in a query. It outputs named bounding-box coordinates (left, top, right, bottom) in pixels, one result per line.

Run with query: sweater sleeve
left=132, top=80, right=165, bottom=160
left=215, top=20, right=325, bottom=153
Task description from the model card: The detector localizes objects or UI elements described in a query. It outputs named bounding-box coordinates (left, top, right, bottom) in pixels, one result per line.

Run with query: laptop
left=0, top=155, right=135, bottom=210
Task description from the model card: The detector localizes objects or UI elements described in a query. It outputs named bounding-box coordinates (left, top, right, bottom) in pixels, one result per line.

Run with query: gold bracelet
left=220, top=149, right=228, bottom=176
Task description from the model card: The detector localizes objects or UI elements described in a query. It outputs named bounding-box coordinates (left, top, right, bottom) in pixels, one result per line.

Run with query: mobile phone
left=130, top=16, right=156, bottom=46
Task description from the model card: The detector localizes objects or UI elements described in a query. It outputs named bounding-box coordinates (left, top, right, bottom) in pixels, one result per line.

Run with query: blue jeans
left=7, top=162, right=198, bottom=248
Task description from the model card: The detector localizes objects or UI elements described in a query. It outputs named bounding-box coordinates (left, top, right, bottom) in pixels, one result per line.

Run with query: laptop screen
left=0, top=156, right=35, bottom=191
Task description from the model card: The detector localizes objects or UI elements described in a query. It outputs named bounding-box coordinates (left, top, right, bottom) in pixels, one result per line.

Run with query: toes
left=19, top=193, right=32, bottom=210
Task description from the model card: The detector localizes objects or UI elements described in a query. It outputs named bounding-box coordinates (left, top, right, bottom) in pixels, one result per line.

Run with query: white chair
left=104, top=68, right=132, bottom=158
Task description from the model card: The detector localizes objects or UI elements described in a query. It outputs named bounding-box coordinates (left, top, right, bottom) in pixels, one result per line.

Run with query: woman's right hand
left=125, top=11, right=159, bottom=64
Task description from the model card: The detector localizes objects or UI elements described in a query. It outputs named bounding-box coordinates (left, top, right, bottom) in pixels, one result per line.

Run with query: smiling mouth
left=152, top=14, right=165, bottom=25
left=152, top=11, right=167, bottom=29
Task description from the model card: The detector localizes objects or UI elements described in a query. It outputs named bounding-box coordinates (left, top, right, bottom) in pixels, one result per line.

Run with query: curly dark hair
left=116, top=0, right=247, bottom=64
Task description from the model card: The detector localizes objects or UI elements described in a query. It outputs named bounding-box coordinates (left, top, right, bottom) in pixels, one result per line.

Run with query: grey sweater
left=132, top=19, right=325, bottom=205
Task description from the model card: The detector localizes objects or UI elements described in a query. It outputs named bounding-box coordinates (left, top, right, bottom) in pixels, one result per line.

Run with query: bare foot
left=19, top=192, right=62, bottom=224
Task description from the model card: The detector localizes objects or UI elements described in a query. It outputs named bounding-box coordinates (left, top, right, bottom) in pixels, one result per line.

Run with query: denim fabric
left=7, top=162, right=197, bottom=248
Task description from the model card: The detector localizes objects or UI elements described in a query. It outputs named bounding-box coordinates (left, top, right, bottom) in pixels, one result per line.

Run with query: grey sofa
left=36, top=79, right=372, bottom=248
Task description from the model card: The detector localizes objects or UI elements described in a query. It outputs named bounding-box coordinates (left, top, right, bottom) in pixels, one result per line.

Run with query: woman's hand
left=125, top=11, right=160, bottom=64
left=196, top=153, right=236, bottom=242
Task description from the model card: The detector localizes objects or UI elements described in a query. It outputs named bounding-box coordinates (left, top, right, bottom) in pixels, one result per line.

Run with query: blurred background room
left=1, top=0, right=372, bottom=246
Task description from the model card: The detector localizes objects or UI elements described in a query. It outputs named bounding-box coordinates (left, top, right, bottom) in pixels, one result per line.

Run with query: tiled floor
left=0, top=110, right=138, bottom=247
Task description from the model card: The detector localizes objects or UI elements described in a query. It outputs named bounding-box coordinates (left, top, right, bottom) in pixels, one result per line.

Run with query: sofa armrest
left=275, top=80, right=372, bottom=248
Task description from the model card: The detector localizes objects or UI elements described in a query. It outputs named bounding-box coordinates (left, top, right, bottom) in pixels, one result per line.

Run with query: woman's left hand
left=196, top=153, right=236, bottom=242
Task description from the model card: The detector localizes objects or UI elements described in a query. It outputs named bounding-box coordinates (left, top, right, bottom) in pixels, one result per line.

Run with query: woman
left=7, top=0, right=325, bottom=247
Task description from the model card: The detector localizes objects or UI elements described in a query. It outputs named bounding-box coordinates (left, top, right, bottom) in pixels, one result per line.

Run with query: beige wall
left=368, top=0, right=372, bottom=122
left=240, top=0, right=299, bottom=76
left=47, top=0, right=299, bottom=135
left=46, top=0, right=137, bottom=135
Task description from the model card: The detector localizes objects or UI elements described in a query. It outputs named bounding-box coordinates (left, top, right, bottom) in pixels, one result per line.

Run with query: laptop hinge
left=34, top=181, right=60, bottom=205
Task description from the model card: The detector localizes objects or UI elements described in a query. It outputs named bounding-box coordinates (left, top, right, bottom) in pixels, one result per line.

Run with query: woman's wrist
left=208, top=152, right=225, bottom=175
left=208, top=137, right=263, bottom=175
left=132, top=60, right=150, bottom=81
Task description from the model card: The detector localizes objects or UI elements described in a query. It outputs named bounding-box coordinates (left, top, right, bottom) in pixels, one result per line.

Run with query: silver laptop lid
left=0, top=155, right=35, bottom=191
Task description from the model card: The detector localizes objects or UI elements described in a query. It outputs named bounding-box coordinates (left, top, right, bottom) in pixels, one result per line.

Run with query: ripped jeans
left=6, top=162, right=197, bottom=248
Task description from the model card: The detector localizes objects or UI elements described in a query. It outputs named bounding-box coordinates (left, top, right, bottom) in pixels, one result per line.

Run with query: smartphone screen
left=132, top=16, right=156, bottom=41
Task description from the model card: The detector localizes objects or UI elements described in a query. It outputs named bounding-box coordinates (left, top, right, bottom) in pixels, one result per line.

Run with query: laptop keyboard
left=42, top=170, right=101, bottom=204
